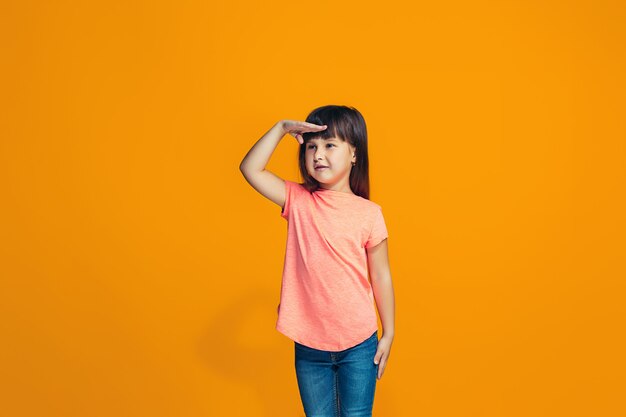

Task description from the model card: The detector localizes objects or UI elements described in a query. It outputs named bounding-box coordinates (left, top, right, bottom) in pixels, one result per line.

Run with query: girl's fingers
left=303, top=123, right=326, bottom=129
left=287, top=123, right=325, bottom=141
left=377, top=360, right=386, bottom=379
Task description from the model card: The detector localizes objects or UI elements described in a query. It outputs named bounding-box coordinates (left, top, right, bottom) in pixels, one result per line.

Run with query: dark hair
left=298, top=105, right=371, bottom=199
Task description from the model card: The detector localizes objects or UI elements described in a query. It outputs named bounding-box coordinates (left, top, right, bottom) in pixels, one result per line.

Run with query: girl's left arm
left=367, top=238, right=395, bottom=379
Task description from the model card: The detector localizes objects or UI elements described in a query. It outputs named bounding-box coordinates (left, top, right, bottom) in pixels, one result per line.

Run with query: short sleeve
left=280, top=180, right=299, bottom=219
left=364, top=207, right=388, bottom=248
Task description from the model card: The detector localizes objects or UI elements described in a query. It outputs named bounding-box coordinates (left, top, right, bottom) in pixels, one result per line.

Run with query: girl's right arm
left=239, top=120, right=326, bottom=210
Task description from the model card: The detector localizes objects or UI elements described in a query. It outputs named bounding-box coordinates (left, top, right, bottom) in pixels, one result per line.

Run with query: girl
left=239, top=105, right=395, bottom=417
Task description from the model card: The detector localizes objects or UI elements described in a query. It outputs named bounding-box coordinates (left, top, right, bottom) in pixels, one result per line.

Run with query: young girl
left=239, top=105, right=395, bottom=417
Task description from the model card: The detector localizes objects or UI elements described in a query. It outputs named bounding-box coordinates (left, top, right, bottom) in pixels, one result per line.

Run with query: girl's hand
left=280, top=120, right=327, bottom=145
left=374, top=334, right=393, bottom=380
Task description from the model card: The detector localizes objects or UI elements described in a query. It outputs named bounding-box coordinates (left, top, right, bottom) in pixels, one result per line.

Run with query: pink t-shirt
left=276, top=180, right=389, bottom=351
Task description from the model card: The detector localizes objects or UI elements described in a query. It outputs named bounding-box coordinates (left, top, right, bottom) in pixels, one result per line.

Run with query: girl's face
left=304, top=136, right=356, bottom=188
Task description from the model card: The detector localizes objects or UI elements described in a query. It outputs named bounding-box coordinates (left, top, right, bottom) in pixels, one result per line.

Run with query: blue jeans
left=294, top=331, right=379, bottom=417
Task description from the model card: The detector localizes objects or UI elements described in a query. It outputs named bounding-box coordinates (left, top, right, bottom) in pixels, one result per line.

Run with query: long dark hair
left=298, top=105, right=371, bottom=200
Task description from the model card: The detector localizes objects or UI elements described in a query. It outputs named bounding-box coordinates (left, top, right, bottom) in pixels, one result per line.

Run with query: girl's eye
left=307, top=144, right=335, bottom=149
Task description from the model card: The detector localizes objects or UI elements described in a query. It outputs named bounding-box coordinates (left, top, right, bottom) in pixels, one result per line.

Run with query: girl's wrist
left=275, top=120, right=286, bottom=135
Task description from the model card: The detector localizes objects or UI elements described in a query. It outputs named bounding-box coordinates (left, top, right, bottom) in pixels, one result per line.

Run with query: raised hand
left=280, top=120, right=327, bottom=145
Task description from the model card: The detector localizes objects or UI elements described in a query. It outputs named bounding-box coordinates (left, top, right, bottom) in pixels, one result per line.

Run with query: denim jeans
left=294, top=331, right=379, bottom=417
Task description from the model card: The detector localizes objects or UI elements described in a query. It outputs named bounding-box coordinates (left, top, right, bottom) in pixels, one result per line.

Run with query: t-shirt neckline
left=315, top=187, right=360, bottom=198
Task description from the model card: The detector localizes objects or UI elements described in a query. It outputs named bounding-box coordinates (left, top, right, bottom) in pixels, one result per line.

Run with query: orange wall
left=1, top=1, right=624, bottom=416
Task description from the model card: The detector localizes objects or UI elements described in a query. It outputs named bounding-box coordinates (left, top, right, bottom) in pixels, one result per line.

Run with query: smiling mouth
left=315, top=166, right=329, bottom=170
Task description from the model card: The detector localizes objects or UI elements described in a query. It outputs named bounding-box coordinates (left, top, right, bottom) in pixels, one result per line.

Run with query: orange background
left=1, top=1, right=625, bottom=416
